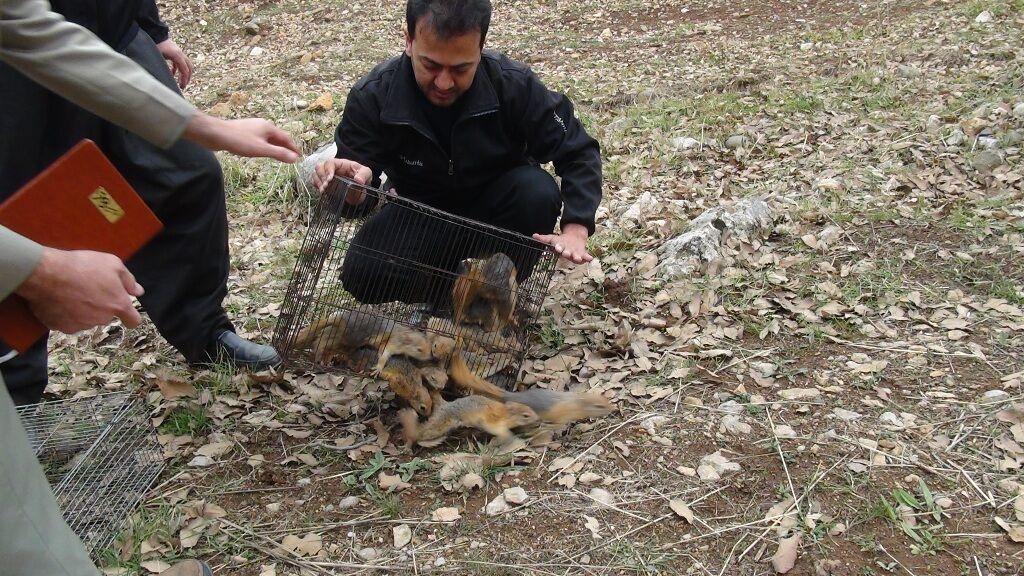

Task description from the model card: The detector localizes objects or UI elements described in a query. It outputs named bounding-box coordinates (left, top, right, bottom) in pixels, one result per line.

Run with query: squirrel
left=378, top=356, right=433, bottom=416
left=292, top=308, right=437, bottom=373
left=447, top=354, right=613, bottom=426
left=451, top=252, right=518, bottom=333
left=398, top=390, right=538, bottom=448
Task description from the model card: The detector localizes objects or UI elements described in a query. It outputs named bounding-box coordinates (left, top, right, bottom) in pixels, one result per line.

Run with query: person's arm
left=0, top=226, right=143, bottom=332
left=0, top=0, right=194, bottom=148
left=326, top=87, right=391, bottom=214
left=514, top=67, right=603, bottom=263
left=0, top=0, right=298, bottom=161
left=135, top=0, right=168, bottom=44
left=137, top=0, right=192, bottom=89
left=0, top=226, right=43, bottom=301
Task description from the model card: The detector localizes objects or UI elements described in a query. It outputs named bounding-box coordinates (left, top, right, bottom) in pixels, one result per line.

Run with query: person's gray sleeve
left=0, top=226, right=43, bottom=300
left=0, top=0, right=196, bottom=149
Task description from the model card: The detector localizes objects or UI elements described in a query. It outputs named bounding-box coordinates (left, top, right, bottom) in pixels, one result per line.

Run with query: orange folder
left=0, top=140, right=162, bottom=352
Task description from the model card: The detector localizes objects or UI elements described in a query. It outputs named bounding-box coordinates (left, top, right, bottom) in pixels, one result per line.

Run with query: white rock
left=393, top=524, right=412, bottom=549
left=725, top=134, right=750, bottom=149
left=975, top=10, right=992, bottom=23
left=800, top=42, right=813, bottom=51
left=972, top=150, right=1004, bottom=173
left=671, top=136, right=701, bottom=151
left=879, top=412, right=906, bottom=428
left=338, top=496, right=361, bottom=510
left=1014, top=103, right=1024, bottom=119
left=503, top=487, right=528, bottom=504
left=720, top=414, right=752, bottom=435
left=774, top=425, right=797, bottom=438
left=982, top=389, right=1011, bottom=403
left=434, top=557, right=447, bottom=567
left=485, top=495, right=511, bottom=516
left=641, top=415, right=671, bottom=435
left=779, top=388, right=820, bottom=401
left=977, top=136, right=1000, bottom=149
left=697, top=452, right=741, bottom=482
left=357, top=548, right=378, bottom=561
left=833, top=408, right=863, bottom=421
left=719, top=400, right=745, bottom=415
left=946, top=129, right=966, bottom=147
left=589, top=488, right=615, bottom=507
left=657, top=197, right=773, bottom=278
left=249, top=46, right=265, bottom=57
left=926, top=115, right=943, bottom=132
left=620, top=191, right=658, bottom=224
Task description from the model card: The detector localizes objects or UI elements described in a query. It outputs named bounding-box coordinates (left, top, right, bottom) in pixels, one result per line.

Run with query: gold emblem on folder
left=88, top=187, right=125, bottom=223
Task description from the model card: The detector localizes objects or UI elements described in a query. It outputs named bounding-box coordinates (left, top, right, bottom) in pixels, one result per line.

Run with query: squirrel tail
left=292, top=312, right=343, bottom=348
left=398, top=408, right=421, bottom=445
left=447, top=352, right=508, bottom=400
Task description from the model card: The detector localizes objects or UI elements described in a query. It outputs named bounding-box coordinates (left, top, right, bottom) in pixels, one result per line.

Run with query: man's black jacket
left=334, top=50, right=602, bottom=235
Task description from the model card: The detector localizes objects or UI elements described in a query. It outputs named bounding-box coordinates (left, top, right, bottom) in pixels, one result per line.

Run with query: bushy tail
left=293, top=316, right=332, bottom=348
left=398, top=408, right=421, bottom=446
left=447, top=352, right=508, bottom=400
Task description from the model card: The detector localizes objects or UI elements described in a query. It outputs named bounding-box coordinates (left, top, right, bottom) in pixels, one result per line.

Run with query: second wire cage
left=274, top=176, right=557, bottom=392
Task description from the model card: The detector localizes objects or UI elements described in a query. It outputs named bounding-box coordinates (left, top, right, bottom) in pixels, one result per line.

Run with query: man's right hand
left=184, top=113, right=301, bottom=163
left=15, top=248, right=145, bottom=334
left=313, top=158, right=373, bottom=204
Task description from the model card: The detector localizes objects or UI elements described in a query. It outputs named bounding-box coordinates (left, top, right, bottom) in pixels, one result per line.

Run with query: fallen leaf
left=379, top=472, right=411, bottom=492
left=156, top=375, right=196, bottom=400
left=195, top=442, right=232, bottom=458
left=140, top=560, right=171, bottom=574
left=432, top=507, right=461, bottom=522
left=669, top=499, right=694, bottom=523
left=583, top=515, right=602, bottom=539
left=280, top=533, right=323, bottom=556
left=308, top=92, right=333, bottom=111
left=994, top=517, right=1024, bottom=543
left=771, top=534, right=801, bottom=573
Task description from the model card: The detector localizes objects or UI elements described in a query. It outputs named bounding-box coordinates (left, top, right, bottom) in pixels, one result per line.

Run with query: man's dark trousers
left=339, top=165, right=561, bottom=310
left=0, top=31, right=232, bottom=405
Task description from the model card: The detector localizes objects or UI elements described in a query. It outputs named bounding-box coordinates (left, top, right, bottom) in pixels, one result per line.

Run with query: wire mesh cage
left=17, top=392, right=165, bottom=557
left=274, top=176, right=558, bottom=393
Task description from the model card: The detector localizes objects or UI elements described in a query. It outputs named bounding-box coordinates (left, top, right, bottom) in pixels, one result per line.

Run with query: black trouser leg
left=0, top=339, right=49, bottom=406
left=461, top=164, right=561, bottom=284
left=339, top=164, right=561, bottom=307
left=109, top=33, right=233, bottom=363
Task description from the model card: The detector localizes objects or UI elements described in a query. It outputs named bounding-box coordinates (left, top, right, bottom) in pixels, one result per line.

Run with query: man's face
left=405, top=20, right=482, bottom=108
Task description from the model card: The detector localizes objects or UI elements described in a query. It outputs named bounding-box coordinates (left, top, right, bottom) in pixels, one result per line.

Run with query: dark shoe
left=163, top=560, right=213, bottom=576
left=208, top=330, right=281, bottom=371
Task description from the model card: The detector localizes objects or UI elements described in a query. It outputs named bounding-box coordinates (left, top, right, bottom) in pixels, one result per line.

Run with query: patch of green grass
left=589, top=228, right=641, bottom=257
left=537, top=316, right=566, bottom=350
left=222, top=156, right=297, bottom=208
left=607, top=540, right=674, bottom=575
left=160, top=404, right=211, bottom=436
left=781, top=94, right=824, bottom=114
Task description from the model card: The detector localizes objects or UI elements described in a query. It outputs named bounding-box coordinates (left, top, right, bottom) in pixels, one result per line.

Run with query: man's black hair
left=406, top=0, right=492, bottom=46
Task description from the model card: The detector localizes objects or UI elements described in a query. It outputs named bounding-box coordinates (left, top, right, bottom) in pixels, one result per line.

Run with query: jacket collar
left=379, top=53, right=499, bottom=131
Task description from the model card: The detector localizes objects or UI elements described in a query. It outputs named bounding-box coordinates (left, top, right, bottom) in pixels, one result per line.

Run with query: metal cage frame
left=17, top=391, right=165, bottom=557
left=273, top=176, right=558, bottom=389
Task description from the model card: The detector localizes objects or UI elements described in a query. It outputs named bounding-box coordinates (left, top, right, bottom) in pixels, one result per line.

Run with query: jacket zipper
left=390, top=109, right=497, bottom=180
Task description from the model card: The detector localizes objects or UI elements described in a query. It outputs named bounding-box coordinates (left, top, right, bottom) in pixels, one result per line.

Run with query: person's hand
left=15, top=248, right=145, bottom=334
left=533, top=223, right=593, bottom=264
left=155, top=39, right=193, bottom=89
left=313, top=158, right=373, bottom=204
left=184, top=114, right=300, bottom=163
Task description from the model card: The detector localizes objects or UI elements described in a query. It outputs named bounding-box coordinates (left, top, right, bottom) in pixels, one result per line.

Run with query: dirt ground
left=37, top=0, right=1024, bottom=574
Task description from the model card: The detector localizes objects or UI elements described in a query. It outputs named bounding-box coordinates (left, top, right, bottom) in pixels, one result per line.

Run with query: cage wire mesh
left=17, top=391, right=165, bottom=557
left=274, top=176, right=557, bottom=390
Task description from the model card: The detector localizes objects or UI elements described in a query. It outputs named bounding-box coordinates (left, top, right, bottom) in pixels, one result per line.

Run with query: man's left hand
left=533, top=223, right=593, bottom=264
left=156, top=39, right=193, bottom=89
